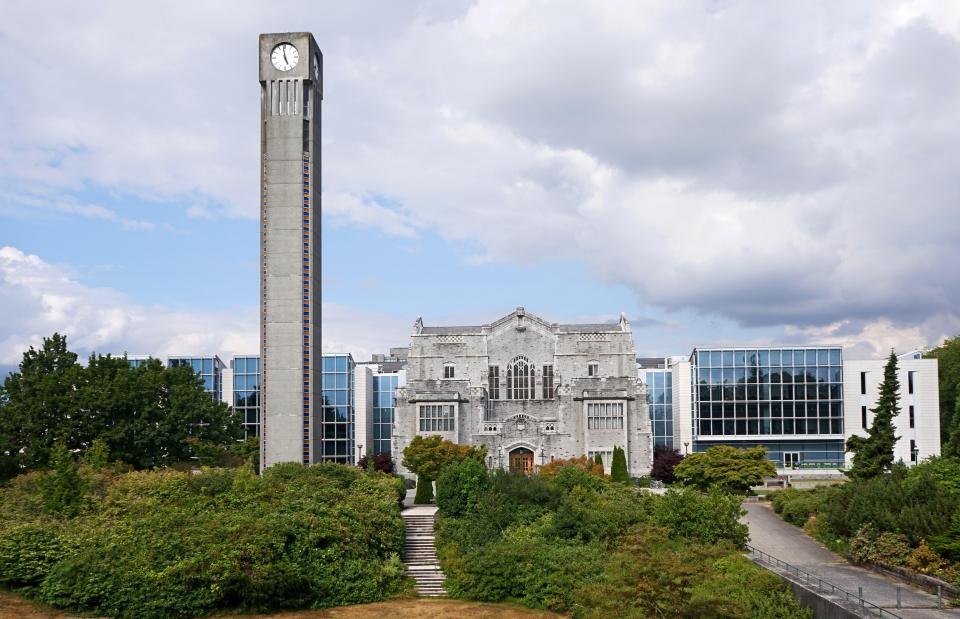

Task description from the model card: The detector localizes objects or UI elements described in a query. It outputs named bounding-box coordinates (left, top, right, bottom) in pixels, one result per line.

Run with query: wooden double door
left=509, top=448, right=534, bottom=474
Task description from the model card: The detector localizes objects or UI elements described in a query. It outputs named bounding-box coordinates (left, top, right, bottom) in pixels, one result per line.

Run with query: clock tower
left=258, top=33, right=322, bottom=469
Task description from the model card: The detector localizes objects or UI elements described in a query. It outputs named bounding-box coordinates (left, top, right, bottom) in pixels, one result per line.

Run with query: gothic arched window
left=506, top=355, right=536, bottom=400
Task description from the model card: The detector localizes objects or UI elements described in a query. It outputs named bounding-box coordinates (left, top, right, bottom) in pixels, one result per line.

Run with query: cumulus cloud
left=1, top=1, right=959, bottom=355
left=0, top=247, right=403, bottom=365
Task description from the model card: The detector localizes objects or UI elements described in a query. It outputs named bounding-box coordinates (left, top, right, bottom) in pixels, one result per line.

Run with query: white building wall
left=221, top=367, right=235, bottom=408
left=672, top=360, right=694, bottom=455
left=842, top=357, right=940, bottom=466
left=353, top=365, right=374, bottom=458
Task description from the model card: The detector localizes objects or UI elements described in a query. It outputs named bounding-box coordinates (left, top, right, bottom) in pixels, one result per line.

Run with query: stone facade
left=393, top=307, right=653, bottom=477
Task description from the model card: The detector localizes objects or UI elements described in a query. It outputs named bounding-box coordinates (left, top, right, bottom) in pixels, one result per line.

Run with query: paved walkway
left=743, top=502, right=960, bottom=618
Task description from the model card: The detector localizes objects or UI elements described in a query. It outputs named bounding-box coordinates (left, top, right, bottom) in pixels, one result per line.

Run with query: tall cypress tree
left=846, top=350, right=901, bottom=480
left=610, top=446, right=630, bottom=483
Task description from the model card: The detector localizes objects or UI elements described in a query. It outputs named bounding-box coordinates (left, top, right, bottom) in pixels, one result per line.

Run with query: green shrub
left=610, top=446, right=629, bottom=483
left=0, top=464, right=410, bottom=618
left=38, top=444, right=86, bottom=517
left=849, top=524, right=912, bottom=565
left=414, top=476, right=434, bottom=504
left=548, top=464, right=605, bottom=493
left=437, top=458, right=487, bottom=517
left=0, top=522, right=64, bottom=592
left=653, top=487, right=748, bottom=547
left=574, top=526, right=811, bottom=618
left=437, top=467, right=802, bottom=616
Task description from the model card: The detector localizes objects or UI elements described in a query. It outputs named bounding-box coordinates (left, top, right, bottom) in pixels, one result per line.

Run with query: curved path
left=743, top=502, right=960, bottom=618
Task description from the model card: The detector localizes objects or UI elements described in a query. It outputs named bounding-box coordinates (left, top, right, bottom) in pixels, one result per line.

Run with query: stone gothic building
left=393, top=307, right=653, bottom=477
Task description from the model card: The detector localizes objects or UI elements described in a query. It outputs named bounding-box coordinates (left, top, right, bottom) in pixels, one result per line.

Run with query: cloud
left=1, top=1, right=959, bottom=354
left=0, top=246, right=403, bottom=365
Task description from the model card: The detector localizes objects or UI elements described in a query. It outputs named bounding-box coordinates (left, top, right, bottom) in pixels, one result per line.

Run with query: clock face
left=271, top=43, right=299, bottom=71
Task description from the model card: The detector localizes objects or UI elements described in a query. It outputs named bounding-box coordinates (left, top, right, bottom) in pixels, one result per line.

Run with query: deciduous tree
left=651, top=445, right=684, bottom=484
left=401, top=435, right=486, bottom=481
left=673, top=445, right=776, bottom=493
left=0, top=334, right=243, bottom=479
left=926, top=336, right=960, bottom=447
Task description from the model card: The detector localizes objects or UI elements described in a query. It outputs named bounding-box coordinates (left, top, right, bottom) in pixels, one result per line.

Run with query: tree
left=436, top=457, right=488, bottom=516
left=357, top=452, right=395, bottom=474
left=414, top=477, right=434, bottom=504
left=402, top=436, right=486, bottom=505
left=82, top=439, right=110, bottom=470
left=0, top=334, right=84, bottom=475
left=402, top=435, right=486, bottom=481
left=651, top=445, right=685, bottom=484
left=87, top=355, right=241, bottom=468
left=610, top=446, right=629, bottom=483
left=846, top=350, right=901, bottom=480
left=0, top=335, right=243, bottom=479
left=926, top=336, right=960, bottom=447
left=673, top=445, right=776, bottom=493
left=39, top=442, right=86, bottom=517
left=594, top=453, right=603, bottom=467
left=945, top=399, right=960, bottom=459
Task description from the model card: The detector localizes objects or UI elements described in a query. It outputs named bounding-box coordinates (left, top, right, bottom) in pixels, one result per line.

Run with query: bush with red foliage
left=651, top=445, right=684, bottom=484
left=356, top=452, right=396, bottom=474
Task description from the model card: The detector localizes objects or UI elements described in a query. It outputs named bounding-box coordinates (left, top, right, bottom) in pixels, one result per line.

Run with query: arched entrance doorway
left=509, top=447, right=534, bottom=474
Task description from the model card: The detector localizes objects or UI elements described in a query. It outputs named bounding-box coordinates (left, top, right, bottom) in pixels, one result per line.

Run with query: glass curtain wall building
left=233, top=356, right=261, bottom=439
left=691, top=347, right=845, bottom=467
left=320, top=354, right=355, bottom=463
left=642, top=368, right=674, bottom=448
left=167, top=356, right=225, bottom=401
left=372, top=373, right=399, bottom=455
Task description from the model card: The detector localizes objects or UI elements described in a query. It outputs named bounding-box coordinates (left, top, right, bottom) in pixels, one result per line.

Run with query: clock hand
left=283, top=47, right=289, bottom=65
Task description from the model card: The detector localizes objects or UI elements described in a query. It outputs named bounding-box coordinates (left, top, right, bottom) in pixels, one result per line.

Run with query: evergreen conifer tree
left=611, top=446, right=630, bottom=483
left=414, top=476, right=434, bottom=504
left=846, top=350, right=901, bottom=480
left=594, top=452, right=603, bottom=468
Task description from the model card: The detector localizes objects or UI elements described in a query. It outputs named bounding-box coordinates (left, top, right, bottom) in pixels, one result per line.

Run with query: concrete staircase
left=402, top=507, right=446, bottom=597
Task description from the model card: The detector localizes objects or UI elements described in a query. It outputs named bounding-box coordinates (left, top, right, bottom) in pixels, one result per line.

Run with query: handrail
left=745, top=544, right=903, bottom=619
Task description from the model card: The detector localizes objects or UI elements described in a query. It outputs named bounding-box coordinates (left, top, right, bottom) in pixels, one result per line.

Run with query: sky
left=2, top=0, right=960, bottom=374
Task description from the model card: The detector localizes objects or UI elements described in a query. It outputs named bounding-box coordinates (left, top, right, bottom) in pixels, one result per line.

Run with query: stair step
left=402, top=509, right=446, bottom=598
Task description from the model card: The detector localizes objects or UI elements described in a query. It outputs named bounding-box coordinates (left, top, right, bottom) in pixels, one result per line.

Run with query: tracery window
left=506, top=355, right=536, bottom=400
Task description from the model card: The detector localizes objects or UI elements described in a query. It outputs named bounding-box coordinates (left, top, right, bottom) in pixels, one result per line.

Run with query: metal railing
left=746, top=545, right=903, bottom=619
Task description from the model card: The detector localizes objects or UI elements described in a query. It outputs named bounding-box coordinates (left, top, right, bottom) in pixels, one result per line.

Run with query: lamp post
left=683, top=441, right=689, bottom=455
left=357, top=443, right=363, bottom=465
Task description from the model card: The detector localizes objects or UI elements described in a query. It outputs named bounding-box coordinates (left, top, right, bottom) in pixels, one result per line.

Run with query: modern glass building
left=320, top=353, right=355, bottom=463
left=233, top=355, right=261, bottom=440
left=372, top=373, right=399, bottom=455
left=167, top=356, right=226, bottom=401
left=691, top=347, right=845, bottom=467
left=640, top=362, right=674, bottom=448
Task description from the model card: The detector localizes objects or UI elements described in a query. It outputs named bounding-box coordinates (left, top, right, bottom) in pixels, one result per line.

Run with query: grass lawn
left=0, top=591, right=563, bottom=619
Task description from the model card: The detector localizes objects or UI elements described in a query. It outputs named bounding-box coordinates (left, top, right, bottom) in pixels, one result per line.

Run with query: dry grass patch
left=231, top=599, right=563, bottom=618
